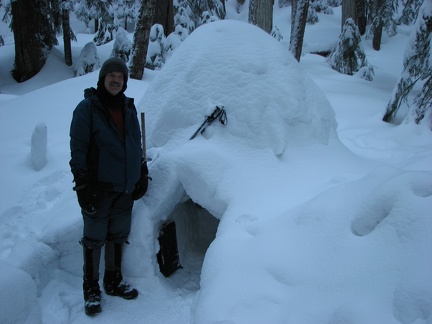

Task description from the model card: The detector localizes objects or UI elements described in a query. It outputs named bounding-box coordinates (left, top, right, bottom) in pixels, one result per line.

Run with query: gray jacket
left=70, top=88, right=142, bottom=193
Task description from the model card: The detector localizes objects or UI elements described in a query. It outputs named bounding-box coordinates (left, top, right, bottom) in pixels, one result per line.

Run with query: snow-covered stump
left=31, top=122, right=48, bottom=171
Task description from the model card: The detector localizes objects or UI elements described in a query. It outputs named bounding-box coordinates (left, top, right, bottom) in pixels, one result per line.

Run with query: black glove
left=73, top=171, right=97, bottom=215
left=132, top=162, right=149, bottom=200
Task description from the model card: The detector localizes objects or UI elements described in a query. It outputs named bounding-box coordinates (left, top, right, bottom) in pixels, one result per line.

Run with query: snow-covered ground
left=0, top=3, right=431, bottom=324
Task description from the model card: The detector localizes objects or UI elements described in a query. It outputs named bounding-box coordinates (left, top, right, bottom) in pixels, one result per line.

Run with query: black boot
left=103, top=241, right=138, bottom=300
left=83, top=244, right=102, bottom=316
left=103, top=270, right=138, bottom=300
left=83, top=279, right=102, bottom=316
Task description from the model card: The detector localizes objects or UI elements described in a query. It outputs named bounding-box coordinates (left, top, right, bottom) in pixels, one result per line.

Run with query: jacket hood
left=84, top=87, right=97, bottom=99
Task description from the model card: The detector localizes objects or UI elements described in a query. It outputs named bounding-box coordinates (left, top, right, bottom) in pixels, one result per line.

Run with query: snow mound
left=139, top=20, right=337, bottom=156
left=0, top=261, right=41, bottom=323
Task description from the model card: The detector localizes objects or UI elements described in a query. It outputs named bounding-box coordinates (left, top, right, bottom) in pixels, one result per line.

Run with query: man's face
left=104, top=72, right=124, bottom=96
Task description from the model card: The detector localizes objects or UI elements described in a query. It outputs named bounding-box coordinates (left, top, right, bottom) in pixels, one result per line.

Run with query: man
left=69, top=57, right=149, bottom=316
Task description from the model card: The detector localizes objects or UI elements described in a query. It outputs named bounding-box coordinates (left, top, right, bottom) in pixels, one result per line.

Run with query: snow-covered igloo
left=126, top=19, right=338, bottom=287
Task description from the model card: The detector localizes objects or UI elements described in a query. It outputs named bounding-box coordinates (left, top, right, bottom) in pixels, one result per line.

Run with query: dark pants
left=81, top=191, right=133, bottom=281
left=81, top=191, right=134, bottom=248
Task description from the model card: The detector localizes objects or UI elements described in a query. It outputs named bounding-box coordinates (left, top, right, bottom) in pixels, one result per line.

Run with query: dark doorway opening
left=165, top=199, right=219, bottom=291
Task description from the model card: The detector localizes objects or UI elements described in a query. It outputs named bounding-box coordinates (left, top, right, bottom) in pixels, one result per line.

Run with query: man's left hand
left=132, top=162, right=149, bottom=200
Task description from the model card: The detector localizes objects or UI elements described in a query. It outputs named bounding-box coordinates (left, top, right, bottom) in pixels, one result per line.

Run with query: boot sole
left=105, top=290, right=138, bottom=300
left=85, top=305, right=102, bottom=316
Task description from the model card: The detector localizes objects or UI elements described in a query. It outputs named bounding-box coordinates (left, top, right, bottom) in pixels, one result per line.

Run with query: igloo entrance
left=161, top=198, right=219, bottom=291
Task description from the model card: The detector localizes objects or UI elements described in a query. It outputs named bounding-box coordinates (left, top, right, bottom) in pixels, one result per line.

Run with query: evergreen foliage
left=73, top=42, right=100, bottom=77
left=173, top=0, right=225, bottom=34
left=201, top=10, right=218, bottom=25
left=146, top=24, right=166, bottom=70
left=93, top=1, right=115, bottom=45
left=165, top=25, right=189, bottom=56
left=0, top=0, right=426, bottom=97
left=398, top=0, right=423, bottom=25
left=367, top=0, right=398, bottom=39
left=413, top=74, right=431, bottom=124
left=73, top=0, right=98, bottom=32
left=327, top=18, right=374, bottom=80
left=327, top=0, right=342, bottom=7
left=110, top=27, right=132, bottom=62
left=271, top=26, right=284, bottom=41
left=277, top=0, right=291, bottom=7
left=307, top=5, right=319, bottom=25
left=174, top=3, right=196, bottom=34
left=310, top=0, right=334, bottom=15
left=383, top=0, right=432, bottom=125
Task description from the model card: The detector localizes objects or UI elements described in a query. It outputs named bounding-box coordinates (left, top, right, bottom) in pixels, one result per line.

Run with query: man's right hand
left=73, top=172, right=97, bottom=215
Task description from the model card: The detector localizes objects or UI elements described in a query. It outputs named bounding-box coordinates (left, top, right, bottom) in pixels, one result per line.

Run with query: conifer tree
left=307, top=4, right=319, bottom=25
left=308, top=0, right=334, bottom=26
left=73, top=0, right=97, bottom=32
left=327, top=18, right=374, bottom=80
left=383, top=0, right=432, bottom=124
left=368, top=0, right=398, bottom=50
left=174, top=0, right=225, bottom=35
left=93, top=1, right=115, bottom=45
left=412, top=75, right=431, bottom=124
left=328, top=0, right=342, bottom=6
left=146, top=24, right=166, bottom=70
left=398, top=0, right=423, bottom=25
left=111, top=27, right=132, bottom=62
left=271, top=26, right=283, bottom=41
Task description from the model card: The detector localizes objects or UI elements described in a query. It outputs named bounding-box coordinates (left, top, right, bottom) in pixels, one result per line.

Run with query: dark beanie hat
left=99, top=57, right=128, bottom=84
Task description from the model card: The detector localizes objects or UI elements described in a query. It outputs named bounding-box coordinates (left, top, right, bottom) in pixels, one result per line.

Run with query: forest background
left=0, top=0, right=430, bottom=126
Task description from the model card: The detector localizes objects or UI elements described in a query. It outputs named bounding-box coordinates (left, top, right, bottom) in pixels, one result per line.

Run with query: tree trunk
left=372, top=0, right=384, bottom=51
left=356, top=0, right=366, bottom=35
left=289, top=0, right=309, bottom=61
left=62, top=8, right=73, bottom=66
left=154, top=0, right=174, bottom=36
left=11, top=0, right=49, bottom=82
left=249, top=0, right=274, bottom=34
left=342, top=0, right=357, bottom=30
left=130, top=0, right=157, bottom=80
left=372, top=23, right=383, bottom=50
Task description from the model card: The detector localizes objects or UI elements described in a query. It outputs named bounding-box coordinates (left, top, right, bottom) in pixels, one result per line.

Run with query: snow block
left=31, top=122, right=48, bottom=171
